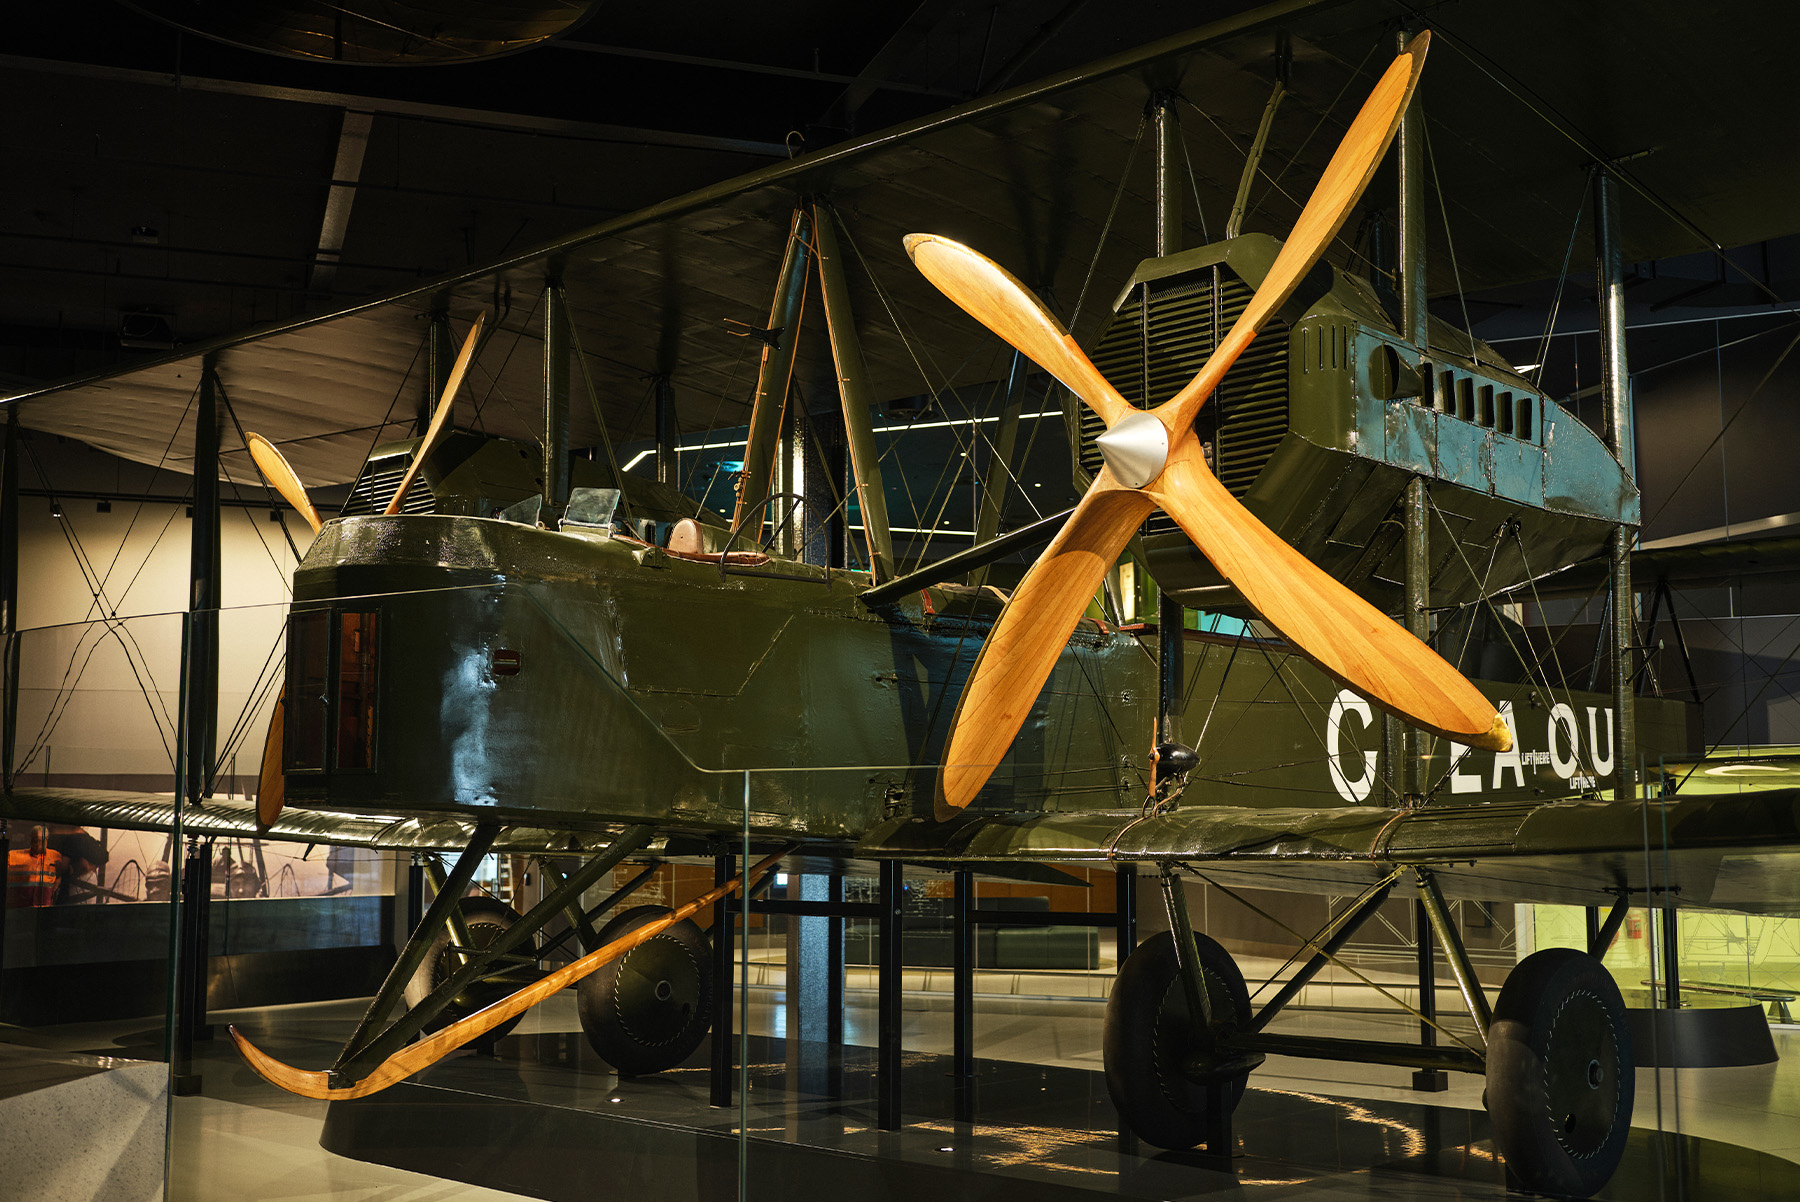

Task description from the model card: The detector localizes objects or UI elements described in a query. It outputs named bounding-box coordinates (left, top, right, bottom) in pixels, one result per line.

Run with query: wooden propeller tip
left=902, top=232, right=938, bottom=260
left=1471, top=711, right=1513, bottom=753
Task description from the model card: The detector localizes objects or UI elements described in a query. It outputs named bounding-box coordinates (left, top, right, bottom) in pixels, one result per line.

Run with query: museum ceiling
left=4, top=0, right=1798, bottom=490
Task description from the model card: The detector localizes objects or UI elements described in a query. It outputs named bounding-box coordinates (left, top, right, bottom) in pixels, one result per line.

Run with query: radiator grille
left=1079, top=271, right=1289, bottom=535
left=339, top=454, right=436, bottom=517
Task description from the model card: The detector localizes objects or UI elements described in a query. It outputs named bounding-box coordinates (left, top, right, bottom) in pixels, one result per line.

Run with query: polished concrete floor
left=14, top=977, right=1786, bottom=1201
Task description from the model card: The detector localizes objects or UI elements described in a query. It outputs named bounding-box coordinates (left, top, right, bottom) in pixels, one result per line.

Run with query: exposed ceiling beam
left=822, top=0, right=964, bottom=133
left=309, top=110, right=374, bottom=296
left=0, top=53, right=791, bottom=157
left=552, top=40, right=962, bottom=97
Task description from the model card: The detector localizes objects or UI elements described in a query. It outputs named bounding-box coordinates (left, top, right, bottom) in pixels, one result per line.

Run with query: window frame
left=284, top=605, right=382, bottom=776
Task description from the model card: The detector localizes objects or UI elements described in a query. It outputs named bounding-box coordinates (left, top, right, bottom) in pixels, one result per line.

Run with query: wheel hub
left=616, top=936, right=702, bottom=1046
left=1543, top=989, right=1620, bottom=1158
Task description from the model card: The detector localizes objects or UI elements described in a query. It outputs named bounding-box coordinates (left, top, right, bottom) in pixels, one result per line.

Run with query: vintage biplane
left=6, top=8, right=1800, bottom=1199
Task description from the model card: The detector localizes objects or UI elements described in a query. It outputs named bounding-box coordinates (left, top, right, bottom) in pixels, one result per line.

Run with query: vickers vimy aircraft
left=5, top=17, right=1797, bottom=1202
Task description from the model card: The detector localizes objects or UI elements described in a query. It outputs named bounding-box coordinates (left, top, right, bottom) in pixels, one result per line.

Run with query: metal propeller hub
left=1096, top=410, right=1170, bottom=489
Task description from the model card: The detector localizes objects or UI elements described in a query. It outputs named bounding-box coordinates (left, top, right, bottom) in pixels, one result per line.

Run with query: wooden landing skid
left=231, top=850, right=784, bottom=1100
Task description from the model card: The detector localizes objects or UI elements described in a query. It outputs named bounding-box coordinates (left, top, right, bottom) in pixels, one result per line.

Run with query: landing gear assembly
left=1101, top=866, right=1634, bottom=1198
left=578, top=904, right=715, bottom=1075
left=1488, top=948, right=1634, bottom=1196
left=1104, top=929, right=1254, bottom=1149
left=403, top=895, right=534, bottom=1049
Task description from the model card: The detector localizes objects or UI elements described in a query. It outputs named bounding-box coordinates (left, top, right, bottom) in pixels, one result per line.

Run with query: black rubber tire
left=402, top=896, right=532, bottom=1049
left=1487, top=947, right=1634, bottom=1198
left=1104, top=929, right=1252, bottom=1149
left=578, top=904, right=713, bottom=1076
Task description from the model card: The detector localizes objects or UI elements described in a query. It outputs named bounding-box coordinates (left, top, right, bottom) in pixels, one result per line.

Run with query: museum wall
left=4, top=430, right=398, bottom=1023
left=11, top=429, right=305, bottom=791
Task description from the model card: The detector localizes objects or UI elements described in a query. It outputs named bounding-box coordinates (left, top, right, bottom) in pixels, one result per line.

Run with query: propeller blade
left=232, top=850, right=787, bottom=1100
left=1159, top=32, right=1430, bottom=433
left=255, top=689, right=285, bottom=826
left=245, top=434, right=322, bottom=534
left=386, top=311, right=486, bottom=517
left=939, top=476, right=1156, bottom=815
left=1145, top=436, right=1507, bottom=750
left=904, top=234, right=1133, bottom=428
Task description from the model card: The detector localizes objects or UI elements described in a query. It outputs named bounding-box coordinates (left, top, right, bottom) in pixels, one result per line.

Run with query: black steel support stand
left=952, top=868, right=975, bottom=1121
left=173, top=360, right=222, bottom=1096
left=1, top=411, right=15, bottom=802
left=710, top=851, right=735, bottom=1109
left=745, top=878, right=871, bottom=1107
left=1200, top=1081, right=1233, bottom=1166
left=877, top=859, right=903, bottom=1130
left=1116, top=868, right=1137, bottom=960
left=828, top=873, right=845, bottom=1099
left=172, top=838, right=213, bottom=1095
left=0, top=826, right=8, bottom=977
left=1661, top=905, right=1682, bottom=1009
left=0, top=414, right=13, bottom=978
left=1412, top=898, right=1448, bottom=1091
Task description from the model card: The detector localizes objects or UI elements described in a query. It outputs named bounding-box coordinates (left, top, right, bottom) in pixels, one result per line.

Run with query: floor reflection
left=305, top=1020, right=1800, bottom=1201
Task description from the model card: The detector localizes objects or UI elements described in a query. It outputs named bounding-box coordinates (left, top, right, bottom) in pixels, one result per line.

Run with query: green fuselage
left=284, top=514, right=1683, bottom=846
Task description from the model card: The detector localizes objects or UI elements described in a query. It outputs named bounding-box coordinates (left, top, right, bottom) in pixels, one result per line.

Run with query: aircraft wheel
left=579, top=904, right=713, bottom=1076
left=1486, top=947, right=1634, bottom=1198
left=403, top=896, right=533, bottom=1049
left=1104, top=929, right=1252, bottom=1149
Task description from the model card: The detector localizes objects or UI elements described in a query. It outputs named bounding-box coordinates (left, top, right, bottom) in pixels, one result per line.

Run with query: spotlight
left=49, top=499, right=63, bottom=518
left=96, top=500, right=112, bottom=514
left=269, top=509, right=282, bottom=523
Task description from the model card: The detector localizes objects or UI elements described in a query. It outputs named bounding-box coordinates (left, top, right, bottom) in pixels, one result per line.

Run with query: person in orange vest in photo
left=7, top=825, right=67, bottom=908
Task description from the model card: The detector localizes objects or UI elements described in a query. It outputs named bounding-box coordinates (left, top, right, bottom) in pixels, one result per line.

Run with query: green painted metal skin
left=277, top=500, right=1717, bottom=908
left=285, top=514, right=1153, bottom=839
left=1080, top=235, right=1635, bottom=611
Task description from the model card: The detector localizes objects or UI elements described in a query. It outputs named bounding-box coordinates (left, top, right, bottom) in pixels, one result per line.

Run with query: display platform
left=0, top=1043, right=167, bottom=1201
left=313, top=1028, right=1800, bottom=1201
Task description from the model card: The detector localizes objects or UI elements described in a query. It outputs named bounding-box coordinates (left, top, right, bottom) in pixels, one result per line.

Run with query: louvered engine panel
left=1079, top=272, right=1289, bottom=536
left=339, top=455, right=437, bottom=517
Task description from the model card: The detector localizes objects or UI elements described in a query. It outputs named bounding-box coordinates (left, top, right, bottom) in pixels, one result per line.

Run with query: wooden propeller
left=255, top=693, right=285, bottom=826
left=245, top=433, right=324, bottom=534
left=910, top=32, right=1509, bottom=816
left=240, top=431, right=319, bottom=826
left=386, top=311, right=486, bottom=516
left=232, top=850, right=785, bottom=1100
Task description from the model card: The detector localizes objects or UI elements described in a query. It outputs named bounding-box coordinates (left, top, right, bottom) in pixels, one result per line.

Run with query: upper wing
left=9, top=10, right=1798, bottom=488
